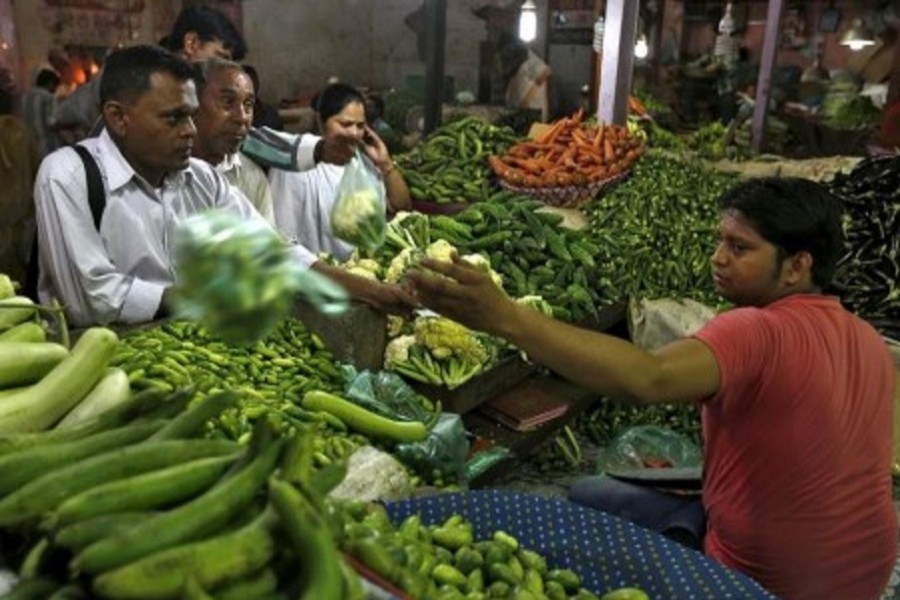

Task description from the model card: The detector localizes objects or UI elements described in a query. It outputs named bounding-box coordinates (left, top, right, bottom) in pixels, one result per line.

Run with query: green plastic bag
left=341, top=366, right=468, bottom=480
left=596, top=425, right=702, bottom=473
left=173, top=210, right=349, bottom=345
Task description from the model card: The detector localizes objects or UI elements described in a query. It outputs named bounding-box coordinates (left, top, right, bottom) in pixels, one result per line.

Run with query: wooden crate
left=410, top=355, right=538, bottom=415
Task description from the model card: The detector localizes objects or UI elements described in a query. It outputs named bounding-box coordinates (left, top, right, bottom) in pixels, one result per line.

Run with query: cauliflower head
left=332, top=190, right=380, bottom=230
left=346, top=266, right=379, bottom=281
left=386, top=315, right=408, bottom=338
left=425, top=239, right=457, bottom=263
left=384, top=334, right=417, bottom=368
left=461, top=253, right=504, bottom=288
left=414, top=317, right=489, bottom=365
left=385, top=247, right=423, bottom=283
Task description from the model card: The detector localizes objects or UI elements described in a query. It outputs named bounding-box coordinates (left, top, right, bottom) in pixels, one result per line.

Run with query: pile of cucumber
left=0, top=406, right=360, bottom=599
left=0, top=277, right=126, bottom=436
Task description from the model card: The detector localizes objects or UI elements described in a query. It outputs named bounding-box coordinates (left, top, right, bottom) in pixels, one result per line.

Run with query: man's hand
left=311, top=261, right=418, bottom=316
left=361, top=281, right=418, bottom=317
left=407, top=254, right=517, bottom=336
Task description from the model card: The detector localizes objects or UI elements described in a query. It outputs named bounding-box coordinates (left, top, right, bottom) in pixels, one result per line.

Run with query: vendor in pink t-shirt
left=408, top=177, right=897, bottom=600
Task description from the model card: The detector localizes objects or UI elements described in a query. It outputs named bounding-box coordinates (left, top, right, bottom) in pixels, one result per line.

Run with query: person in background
left=409, top=177, right=896, bottom=600
left=242, top=64, right=283, bottom=131
left=191, top=58, right=415, bottom=313
left=22, top=68, right=61, bottom=157
left=33, top=45, right=414, bottom=327
left=495, top=31, right=551, bottom=122
left=53, top=4, right=247, bottom=146
left=363, top=92, right=392, bottom=139
left=53, top=69, right=102, bottom=145
left=192, top=58, right=275, bottom=225
left=0, top=75, right=41, bottom=283
left=269, top=83, right=412, bottom=261
left=164, top=4, right=247, bottom=62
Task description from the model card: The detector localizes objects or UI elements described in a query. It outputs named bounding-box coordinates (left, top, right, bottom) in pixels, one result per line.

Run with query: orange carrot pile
left=489, top=109, right=643, bottom=188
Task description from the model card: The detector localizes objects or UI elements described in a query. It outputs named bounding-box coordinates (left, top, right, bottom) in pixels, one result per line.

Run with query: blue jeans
left=568, top=475, right=706, bottom=551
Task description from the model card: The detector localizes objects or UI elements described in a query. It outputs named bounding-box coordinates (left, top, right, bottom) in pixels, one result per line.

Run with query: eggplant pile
left=828, top=156, right=900, bottom=340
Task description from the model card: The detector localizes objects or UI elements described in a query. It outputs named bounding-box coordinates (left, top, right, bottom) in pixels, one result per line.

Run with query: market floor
left=487, top=442, right=900, bottom=600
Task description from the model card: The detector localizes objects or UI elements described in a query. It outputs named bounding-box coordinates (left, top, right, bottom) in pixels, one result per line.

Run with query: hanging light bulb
left=634, top=34, right=649, bottom=59
left=840, top=18, right=876, bottom=51
left=519, top=0, right=537, bottom=43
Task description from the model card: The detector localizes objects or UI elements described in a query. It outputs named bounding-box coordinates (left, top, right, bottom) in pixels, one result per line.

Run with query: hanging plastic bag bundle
left=172, top=210, right=349, bottom=344
left=330, top=149, right=387, bottom=251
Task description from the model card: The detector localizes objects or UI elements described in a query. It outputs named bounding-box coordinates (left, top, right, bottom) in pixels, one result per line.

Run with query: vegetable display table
left=385, top=490, right=777, bottom=599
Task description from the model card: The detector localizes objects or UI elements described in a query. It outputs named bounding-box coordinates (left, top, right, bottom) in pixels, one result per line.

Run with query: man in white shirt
left=34, top=45, right=414, bottom=327
left=192, top=58, right=274, bottom=225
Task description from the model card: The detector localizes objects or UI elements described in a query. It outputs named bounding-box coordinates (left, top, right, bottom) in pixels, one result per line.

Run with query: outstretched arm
left=408, top=255, right=719, bottom=404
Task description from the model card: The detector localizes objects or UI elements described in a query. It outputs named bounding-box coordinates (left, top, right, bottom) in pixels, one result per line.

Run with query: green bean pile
left=583, top=150, right=736, bottom=307
left=397, top=116, right=519, bottom=204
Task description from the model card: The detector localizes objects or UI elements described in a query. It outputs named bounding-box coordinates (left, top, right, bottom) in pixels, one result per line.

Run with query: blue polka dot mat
left=385, top=489, right=777, bottom=599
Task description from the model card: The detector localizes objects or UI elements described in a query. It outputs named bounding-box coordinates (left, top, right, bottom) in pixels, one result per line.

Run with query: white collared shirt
left=34, top=129, right=316, bottom=327
left=217, top=151, right=276, bottom=227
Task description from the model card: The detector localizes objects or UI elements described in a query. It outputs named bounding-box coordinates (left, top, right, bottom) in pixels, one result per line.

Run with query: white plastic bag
left=330, top=150, right=386, bottom=251
left=628, top=298, right=716, bottom=351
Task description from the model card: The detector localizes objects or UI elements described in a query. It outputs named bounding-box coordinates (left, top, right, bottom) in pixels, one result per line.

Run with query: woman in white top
left=270, top=83, right=411, bottom=261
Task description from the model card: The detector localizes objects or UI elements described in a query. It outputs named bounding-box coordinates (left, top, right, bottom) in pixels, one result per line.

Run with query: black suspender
left=71, top=145, right=106, bottom=229
left=24, top=145, right=106, bottom=301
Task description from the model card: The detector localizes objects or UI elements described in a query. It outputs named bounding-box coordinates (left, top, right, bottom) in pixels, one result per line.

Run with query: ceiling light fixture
left=519, top=0, right=537, bottom=43
left=840, top=18, right=876, bottom=51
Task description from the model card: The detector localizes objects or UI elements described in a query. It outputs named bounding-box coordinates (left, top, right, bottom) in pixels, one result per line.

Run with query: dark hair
left=312, top=83, right=365, bottom=123
left=167, top=5, right=247, bottom=61
left=717, top=177, right=845, bottom=288
left=100, top=45, right=196, bottom=105
left=35, top=69, right=60, bottom=92
left=241, top=64, right=259, bottom=91
left=192, top=57, right=245, bottom=95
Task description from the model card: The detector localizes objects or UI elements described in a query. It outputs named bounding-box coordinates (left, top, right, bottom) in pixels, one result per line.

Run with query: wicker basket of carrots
left=489, top=110, right=644, bottom=208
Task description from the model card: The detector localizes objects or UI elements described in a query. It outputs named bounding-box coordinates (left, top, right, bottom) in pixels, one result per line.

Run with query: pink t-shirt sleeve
left=694, top=308, right=772, bottom=404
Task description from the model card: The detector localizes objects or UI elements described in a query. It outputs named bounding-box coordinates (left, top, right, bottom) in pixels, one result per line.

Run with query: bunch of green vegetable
left=111, top=318, right=347, bottom=441
left=396, top=116, right=519, bottom=204
left=339, top=505, right=636, bottom=599
left=582, top=150, right=736, bottom=307
left=173, top=211, right=348, bottom=345
left=445, top=196, right=606, bottom=323
left=385, top=315, right=503, bottom=390
left=0, top=423, right=364, bottom=599
left=578, top=398, right=702, bottom=448
left=825, top=95, right=881, bottom=132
